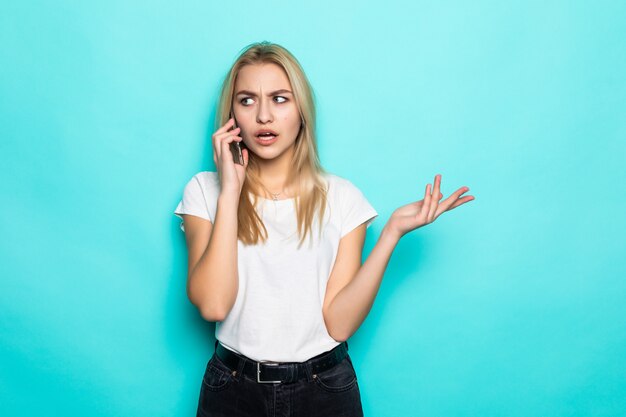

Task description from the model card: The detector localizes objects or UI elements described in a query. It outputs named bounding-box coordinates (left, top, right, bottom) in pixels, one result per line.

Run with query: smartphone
left=228, top=111, right=245, bottom=165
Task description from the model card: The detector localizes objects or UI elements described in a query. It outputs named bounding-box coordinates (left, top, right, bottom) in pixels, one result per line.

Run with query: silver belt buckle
left=257, top=361, right=282, bottom=383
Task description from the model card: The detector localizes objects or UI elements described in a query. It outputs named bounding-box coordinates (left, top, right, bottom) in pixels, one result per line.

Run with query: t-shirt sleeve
left=340, top=179, right=378, bottom=238
left=173, top=173, right=216, bottom=232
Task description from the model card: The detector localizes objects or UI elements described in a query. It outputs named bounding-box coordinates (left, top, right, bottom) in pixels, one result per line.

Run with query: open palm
left=387, top=174, right=474, bottom=239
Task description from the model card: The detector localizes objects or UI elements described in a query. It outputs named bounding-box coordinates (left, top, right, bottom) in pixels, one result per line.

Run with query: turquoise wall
left=1, top=1, right=624, bottom=416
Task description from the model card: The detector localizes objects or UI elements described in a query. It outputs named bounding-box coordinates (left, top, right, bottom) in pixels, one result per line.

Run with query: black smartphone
left=228, top=111, right=245, bottom=165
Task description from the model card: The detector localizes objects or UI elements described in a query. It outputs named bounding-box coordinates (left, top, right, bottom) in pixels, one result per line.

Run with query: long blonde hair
left=215, top=41, right=328, bottom=248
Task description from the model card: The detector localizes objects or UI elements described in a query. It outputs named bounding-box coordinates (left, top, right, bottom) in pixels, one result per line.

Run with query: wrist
left=218, top=190, right=240, bottom=206
left=380, top=223, right=402, bottom=244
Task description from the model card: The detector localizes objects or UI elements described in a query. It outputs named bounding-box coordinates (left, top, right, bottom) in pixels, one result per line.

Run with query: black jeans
left=196, top=341, right=364, bottom=417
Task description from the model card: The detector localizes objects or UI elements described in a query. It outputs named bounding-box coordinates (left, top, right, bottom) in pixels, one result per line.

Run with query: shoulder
left=322, top=172, right=347, bottom=188
left=192, top=171, right=219, bottom=185
left=180, top=171, right=221, bottom=203
left=322, top=172, right=362, bottom=194
left=187, top=171, right=220, bottom=193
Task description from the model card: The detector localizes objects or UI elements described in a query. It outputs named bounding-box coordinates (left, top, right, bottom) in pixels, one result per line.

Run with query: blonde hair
left=215, top=41, right=328, bottom=248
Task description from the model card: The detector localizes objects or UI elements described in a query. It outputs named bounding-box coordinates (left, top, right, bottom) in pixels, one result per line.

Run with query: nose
left=256, top=98, right=273, bottom=124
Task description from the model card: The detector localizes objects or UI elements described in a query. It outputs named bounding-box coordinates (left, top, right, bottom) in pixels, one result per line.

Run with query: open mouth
left=257, top=133, right=277, bottom=139
left=255, top=133, right=278, bottom=145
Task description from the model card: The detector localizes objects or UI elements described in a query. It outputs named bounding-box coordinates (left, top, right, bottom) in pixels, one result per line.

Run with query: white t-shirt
left=174, top=171, right=378, bottom=362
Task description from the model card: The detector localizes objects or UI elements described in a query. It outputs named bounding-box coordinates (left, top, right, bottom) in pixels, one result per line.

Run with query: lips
left=255, top=129, right=278, bottom=137
left=254, top=134, right=278, bottom=146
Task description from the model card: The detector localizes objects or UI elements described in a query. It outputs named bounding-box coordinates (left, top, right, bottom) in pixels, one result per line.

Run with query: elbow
left=331, top=333, right=348, bottom=343
left=187, top=283, right=223, bottom=322
left=187, top=271, right=237, bottom=322
left=187, top=289, right=226, bottom=322
left=328, top=327, right=348, bottom=343
left=324, top=312, right=347, bottom=342
left=198, top=303, right=226, bottom=322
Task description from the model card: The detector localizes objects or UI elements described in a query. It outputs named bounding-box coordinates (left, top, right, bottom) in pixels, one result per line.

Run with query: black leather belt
left=214, top=340, right=349, bottom=384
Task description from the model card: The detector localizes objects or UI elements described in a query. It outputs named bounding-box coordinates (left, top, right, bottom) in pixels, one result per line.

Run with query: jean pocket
left=201, top=355, right=234, bottom=392
left=313, top=356, right=358, bottom=393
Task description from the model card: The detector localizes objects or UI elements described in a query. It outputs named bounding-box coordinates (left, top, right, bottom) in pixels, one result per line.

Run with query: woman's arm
left=185, top=191, right=240, bottom=322
left=323, top=174, right=474, bottom=341
left=183, top=117, right=248, bottom=321
left=323, top=225, right=399, bottom=342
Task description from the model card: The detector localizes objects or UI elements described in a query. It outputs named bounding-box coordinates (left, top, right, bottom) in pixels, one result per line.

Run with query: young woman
left=174, top=41, right=474, bottom=417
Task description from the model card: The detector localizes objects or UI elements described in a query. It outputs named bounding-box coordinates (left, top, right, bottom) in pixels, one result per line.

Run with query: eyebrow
left=235, top=89, right=293, bottom=97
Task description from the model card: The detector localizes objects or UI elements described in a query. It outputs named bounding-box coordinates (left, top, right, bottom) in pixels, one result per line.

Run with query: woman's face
left=232, top=63, right=302, bottom=162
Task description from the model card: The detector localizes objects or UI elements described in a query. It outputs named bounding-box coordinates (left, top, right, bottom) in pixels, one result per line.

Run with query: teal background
left=1, top=1, right=625, bottom=416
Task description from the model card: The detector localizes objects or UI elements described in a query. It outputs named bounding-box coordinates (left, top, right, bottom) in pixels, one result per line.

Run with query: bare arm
left=323, top=225, right=398, bottom=342
left=323, top=174, right=474, bottom=341
left=179, top=116, right=249, bottom=321
left=183, top=191, right=240, bottom=322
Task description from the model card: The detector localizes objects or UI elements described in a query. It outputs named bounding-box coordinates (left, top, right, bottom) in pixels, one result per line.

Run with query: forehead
left=235, top=63, right=291, bottom=90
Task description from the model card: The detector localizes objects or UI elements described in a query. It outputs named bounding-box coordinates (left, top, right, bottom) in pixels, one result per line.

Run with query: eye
left=239, top=96, right=288, bottom=106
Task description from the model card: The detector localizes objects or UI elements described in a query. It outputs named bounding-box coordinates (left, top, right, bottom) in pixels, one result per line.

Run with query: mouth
left=254, top=133, right=278, bottom=146
left=254, top=128, right=279, bottom=145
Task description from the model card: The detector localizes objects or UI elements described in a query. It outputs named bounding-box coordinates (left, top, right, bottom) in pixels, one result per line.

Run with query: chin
left=252, top=146, right=293, bottom=161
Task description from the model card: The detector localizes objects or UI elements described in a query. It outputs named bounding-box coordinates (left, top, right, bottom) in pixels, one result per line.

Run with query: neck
left=256, top=145, right=295, bottom=195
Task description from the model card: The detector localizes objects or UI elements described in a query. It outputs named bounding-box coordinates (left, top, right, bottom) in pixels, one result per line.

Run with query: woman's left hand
left=385, top=174, right=474, bottom=240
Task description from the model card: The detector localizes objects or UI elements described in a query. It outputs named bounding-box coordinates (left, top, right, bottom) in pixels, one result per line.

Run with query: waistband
left=214, top=340, right=350, bottom=384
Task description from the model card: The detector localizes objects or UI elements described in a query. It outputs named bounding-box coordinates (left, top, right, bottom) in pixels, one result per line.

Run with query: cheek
left=279, top=113, right=301, bottom=131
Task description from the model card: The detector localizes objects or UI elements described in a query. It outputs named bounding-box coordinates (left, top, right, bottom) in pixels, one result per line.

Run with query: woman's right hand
left=212, top=117, right=249, bottom=196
